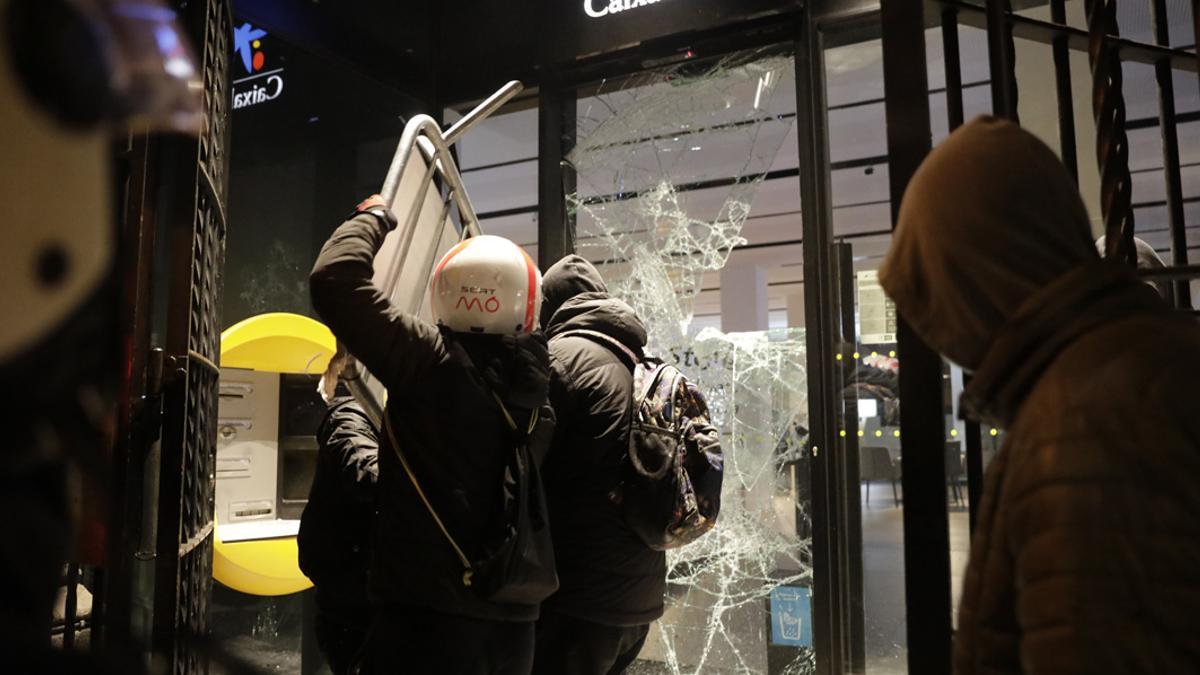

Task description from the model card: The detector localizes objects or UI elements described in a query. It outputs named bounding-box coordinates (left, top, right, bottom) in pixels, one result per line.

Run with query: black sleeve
left=321, top=406, right=380, bottom=507
left=545, top=353, right=575, bottom=463
left=309, top=211, right=444, bottom=389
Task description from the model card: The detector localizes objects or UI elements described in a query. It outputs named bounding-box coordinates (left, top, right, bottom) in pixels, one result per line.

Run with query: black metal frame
left=529, top=5, right=868, bottom=670
left=537, top=87, right=577, bottom=271
left=150, top=1, right=232, bottom=673
left=796, top=8, right=848, bottom=672
left=879, top=4, right=954, bottom=674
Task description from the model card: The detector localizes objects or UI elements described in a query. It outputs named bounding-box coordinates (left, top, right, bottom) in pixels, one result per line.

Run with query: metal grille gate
left=151, top=0, right=231, bottom=672
left=879, top=1, right=1200, bottom=672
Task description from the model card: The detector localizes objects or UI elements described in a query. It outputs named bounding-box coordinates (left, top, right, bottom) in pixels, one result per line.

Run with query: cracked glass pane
left=570, top=51, right=814, bottom=674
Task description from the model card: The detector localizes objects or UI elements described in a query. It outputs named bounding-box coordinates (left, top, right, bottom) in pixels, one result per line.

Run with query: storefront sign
left=232, top=22, right=285, bottom=110
left=584, top=0, right=668, bottom=19
left=545, top=0, right=796, bottom=65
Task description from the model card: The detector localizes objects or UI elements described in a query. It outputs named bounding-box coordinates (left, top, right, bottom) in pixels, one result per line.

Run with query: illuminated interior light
left=874, top=430, right=883, bottom=438
left=990, top=428, right=999, bottom=437
left=893, top=430, right=901, bottom=438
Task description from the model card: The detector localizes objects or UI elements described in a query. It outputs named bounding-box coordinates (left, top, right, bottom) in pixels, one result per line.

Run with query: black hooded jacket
left=540, top=255, right=666, bottom=626
left=297, top=397, right=378, bottom=615
left=310, top=211, right=554, bottom=623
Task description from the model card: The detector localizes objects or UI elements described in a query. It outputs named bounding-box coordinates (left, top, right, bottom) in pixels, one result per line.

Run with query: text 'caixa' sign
left=232, top=23, right=284, bottom=110
left=584, top=0, right=666, bottom=19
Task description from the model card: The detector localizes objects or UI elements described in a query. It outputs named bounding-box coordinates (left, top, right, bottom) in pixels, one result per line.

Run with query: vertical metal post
left=1085, top=0, right=1137, bottom=264
left=107, top=131, right=161, bottom=660
left=1050, top=0, right=1080, bottom=184
left=986, top=0, right=1020, bottom=122
left=1151, top=0, right=1193, bottom=308
left=796, top=7, right=843, bottom=672
left=63, top=563, right=79, bottom=649
left=537, top=86, right=577, bottom=271
left=881, top=1, right=953, bottom=673
left=963, top=378, right=985, bottom=534
left=835, top=242, right=866, bottom=673
left=942, top=9, right=965, bottom=132
left=941, top=8, right=986, bottom=533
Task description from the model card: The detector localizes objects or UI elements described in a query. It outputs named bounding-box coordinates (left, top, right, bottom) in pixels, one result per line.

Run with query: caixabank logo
left=232, top=22, right=284, bottom=110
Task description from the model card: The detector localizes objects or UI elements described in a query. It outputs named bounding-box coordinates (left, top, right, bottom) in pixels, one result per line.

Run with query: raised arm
left=309, top=196, right=443, bottom=390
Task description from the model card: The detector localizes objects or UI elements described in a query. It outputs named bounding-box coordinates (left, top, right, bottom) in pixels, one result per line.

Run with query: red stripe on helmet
left=521, top=248, right=537, bottom=333
left=434, top=239, right=471, bottom=281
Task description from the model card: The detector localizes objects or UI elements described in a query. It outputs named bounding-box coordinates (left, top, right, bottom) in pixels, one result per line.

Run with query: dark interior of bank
left=3, top=0, right=1199, bottom=674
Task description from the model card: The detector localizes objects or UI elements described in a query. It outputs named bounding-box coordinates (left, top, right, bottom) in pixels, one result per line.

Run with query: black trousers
left=531, top=608, right=650, bottom=675
left=315, top=611, right=371, bottom=675
left=360, top=606, right=534, bottom=675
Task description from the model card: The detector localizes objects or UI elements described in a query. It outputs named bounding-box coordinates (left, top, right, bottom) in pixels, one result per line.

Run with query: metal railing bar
left=1086, top=0, right=1137, bottom=264
left=1140, top=263, right=1200, bottom=280
left=986, top=0, right=1021, bottom=121
left=186, top=349, right=220, bottom=377
left=1152, top=0, right=1193, bottom=307
left=177, top=520, right=214, bottom=558
left=940, top=5, right=986, bottom=534
left=935, top=0, right=1199, bottom=72
left=444, top=80, right=524, bottom=147
left=1051, top=0, right=1080, bottom=183
left=63, top=563, right=78, bottom=649
left=882, top=2, right=954, bottom=672
left=943, top=8, right=967, bottom=131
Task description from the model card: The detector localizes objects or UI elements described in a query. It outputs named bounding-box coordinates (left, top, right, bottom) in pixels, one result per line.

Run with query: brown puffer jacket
left=880, top=117, right=1200, bottom=673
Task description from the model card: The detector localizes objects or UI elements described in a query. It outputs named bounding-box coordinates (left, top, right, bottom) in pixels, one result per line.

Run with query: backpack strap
left=382, top=414, right=476, bottom=588
left=552, top=329, right=641, bottom=371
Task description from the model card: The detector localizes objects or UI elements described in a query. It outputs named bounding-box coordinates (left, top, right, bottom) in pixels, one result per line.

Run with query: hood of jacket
left=541, top=255, right=648, bottom=351
left=962, top=260, right=1163, bottom=425
left=879, top=116, right=1100, bottom=371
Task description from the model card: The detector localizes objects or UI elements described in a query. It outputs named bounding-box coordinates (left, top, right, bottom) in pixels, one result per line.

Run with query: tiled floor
left=860, top=483, right=971, bottom=675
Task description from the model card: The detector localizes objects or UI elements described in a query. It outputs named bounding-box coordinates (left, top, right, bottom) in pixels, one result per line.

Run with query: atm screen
left=278, top=374, right=323, bottom=518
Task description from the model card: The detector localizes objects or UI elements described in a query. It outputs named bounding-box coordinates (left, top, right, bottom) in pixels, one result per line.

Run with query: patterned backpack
left=556, top=330, right=723, bottom=550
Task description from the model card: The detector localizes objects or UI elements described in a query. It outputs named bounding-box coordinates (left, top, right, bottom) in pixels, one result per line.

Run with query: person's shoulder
left=1013, top=314, right=1200, bottom=453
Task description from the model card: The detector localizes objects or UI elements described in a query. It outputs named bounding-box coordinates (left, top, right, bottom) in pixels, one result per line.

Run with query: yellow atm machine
left=213, top=312, right=336, bottom=596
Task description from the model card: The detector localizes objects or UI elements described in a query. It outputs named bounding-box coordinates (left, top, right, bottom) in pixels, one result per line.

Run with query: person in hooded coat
left=879, top=116, right=1200, bottom=673
left=310, top=197, right=555, bottom=674
left=532, top=255, right=663, bottom=675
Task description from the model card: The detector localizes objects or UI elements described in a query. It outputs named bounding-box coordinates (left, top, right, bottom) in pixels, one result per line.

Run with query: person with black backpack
left=310, top=195, right=557, bottom=675
left=534, top=255, right=722, bottom=675
left=297, top=350, right=379, bottom=675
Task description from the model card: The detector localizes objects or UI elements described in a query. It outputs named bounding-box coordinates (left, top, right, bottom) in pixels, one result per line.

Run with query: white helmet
left=430, top=235, right=542, bottom=334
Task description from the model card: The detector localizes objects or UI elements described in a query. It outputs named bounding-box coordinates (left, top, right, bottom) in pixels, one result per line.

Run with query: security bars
left=882, top=1, right=1200, bottom=672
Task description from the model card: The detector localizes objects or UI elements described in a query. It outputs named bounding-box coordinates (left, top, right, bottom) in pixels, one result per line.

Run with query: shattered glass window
left=570, top=51, right=814, bottom=674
